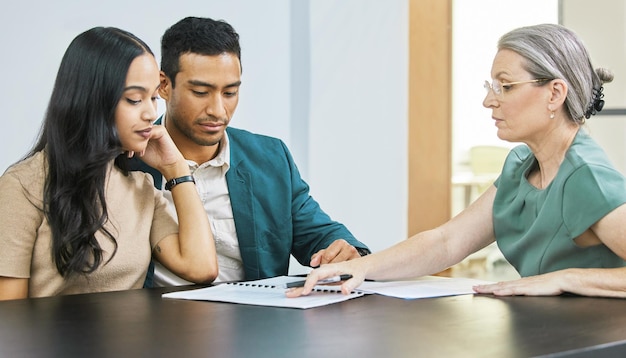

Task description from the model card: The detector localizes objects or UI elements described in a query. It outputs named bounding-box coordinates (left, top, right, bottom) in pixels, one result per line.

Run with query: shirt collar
left=205, top=131, right=230, bottom=170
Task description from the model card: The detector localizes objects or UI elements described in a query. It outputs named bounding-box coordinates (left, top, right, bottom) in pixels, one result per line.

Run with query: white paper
left=358, top=276, right=494, bottom=299
left=162, top=276, right=365, bottom=309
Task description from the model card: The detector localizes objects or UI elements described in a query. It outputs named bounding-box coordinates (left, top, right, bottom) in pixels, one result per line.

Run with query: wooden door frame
left=408, top=0, right=452, bottom=236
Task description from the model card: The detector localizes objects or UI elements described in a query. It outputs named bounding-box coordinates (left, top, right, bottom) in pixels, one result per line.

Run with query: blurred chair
left=468, top=145, right=510, bottom=195
left=452, top=145, right=509, bottom=208
left=450, top=145, right=512, bottom=279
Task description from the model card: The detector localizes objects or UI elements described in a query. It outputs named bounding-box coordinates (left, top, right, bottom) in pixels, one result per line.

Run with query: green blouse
left=493, top=129, right=626, bottom=277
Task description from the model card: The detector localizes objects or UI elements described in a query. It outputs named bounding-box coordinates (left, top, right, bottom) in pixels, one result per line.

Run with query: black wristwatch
left=356, top=247, right=371, bottom=257
left=164, top=175, right=195, bottom=191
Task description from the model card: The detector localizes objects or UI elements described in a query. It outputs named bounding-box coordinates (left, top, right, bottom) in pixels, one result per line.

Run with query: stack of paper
left=162, top=276, right=364, bottom=309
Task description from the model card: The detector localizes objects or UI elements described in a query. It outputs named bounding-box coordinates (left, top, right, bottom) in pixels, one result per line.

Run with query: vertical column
left=290, top=0, right=311, bottom=179
left=408, top=0, right=452, bottom=236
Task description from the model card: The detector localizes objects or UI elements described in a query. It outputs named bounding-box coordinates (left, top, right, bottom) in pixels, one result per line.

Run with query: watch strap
left=164, top=175, right=195, bottom=191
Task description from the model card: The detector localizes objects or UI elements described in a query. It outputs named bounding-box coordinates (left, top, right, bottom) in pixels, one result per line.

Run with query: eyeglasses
left=484, top=78, right=552, bottom=97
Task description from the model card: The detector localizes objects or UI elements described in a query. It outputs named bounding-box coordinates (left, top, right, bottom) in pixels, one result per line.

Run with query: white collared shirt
left=153, top=130, right=245, bottom=286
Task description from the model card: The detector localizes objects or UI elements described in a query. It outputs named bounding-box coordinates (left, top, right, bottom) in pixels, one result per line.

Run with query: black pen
left=284, top=274, right=353, bottom=289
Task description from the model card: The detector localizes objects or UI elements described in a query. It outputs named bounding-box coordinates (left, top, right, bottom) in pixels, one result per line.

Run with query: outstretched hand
left=473, top=271, right=565, bottom=296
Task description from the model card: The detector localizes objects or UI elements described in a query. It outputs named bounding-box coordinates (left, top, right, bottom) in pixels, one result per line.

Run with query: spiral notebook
left=162, top=276, right=365, bottom=309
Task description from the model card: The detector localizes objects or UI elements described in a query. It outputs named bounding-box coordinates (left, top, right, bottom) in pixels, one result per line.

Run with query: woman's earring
left=550, top=112, right=555, bottom=119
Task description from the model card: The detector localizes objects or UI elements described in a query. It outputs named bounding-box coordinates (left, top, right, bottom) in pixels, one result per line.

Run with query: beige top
left=0, top=151, right=179, bottom=298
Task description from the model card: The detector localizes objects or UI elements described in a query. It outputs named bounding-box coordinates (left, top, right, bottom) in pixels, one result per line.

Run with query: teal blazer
left=132, top=125, right=368, bottom=281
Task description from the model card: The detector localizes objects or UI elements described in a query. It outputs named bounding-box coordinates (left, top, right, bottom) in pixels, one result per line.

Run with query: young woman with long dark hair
left=0, top=27, right=217, bottom=299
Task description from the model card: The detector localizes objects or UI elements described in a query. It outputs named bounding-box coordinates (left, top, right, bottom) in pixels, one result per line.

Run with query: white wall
left=0, top=1, right=409, bottom=274
left=0, top=0, right=292, bottom=172
left=307, top=1, right=408, bottom=254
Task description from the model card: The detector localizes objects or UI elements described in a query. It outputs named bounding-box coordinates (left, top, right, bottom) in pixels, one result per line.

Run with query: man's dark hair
left=161, top=16, right=241, bottom=87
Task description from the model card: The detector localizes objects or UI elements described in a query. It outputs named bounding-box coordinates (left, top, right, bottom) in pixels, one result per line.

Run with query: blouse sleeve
left=0, top=172, right=43, bottom=278
left=562, top=163, right=626, bottom=237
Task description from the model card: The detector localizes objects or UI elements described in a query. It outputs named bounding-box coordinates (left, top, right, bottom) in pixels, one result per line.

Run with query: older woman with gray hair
left=288, top=23, right=626, bottom=299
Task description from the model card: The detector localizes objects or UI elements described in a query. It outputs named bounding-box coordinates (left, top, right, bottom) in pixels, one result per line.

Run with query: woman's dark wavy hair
left=27, top=27, right=154, bottom=277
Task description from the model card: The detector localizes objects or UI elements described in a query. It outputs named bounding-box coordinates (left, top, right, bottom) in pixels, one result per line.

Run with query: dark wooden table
left=1, top=286, right=626, bottom=358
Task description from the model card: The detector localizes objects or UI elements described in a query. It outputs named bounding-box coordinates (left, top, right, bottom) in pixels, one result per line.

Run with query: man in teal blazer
left=135, top=123, right=369, bottom=282
left=133, top=17, right=369, bottom=286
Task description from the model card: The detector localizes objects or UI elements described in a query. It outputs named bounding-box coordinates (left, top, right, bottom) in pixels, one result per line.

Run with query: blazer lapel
left=226, top=143, right=260, bottom=279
